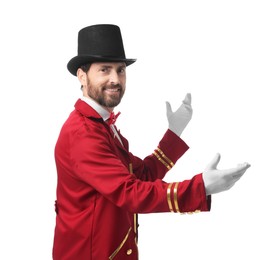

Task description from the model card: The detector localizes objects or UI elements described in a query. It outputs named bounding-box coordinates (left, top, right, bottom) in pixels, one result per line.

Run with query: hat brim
left=67, top=55, right=136, bottom=76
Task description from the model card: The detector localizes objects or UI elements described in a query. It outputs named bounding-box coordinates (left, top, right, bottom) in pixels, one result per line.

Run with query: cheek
left=88, top=79, right=104, bottom=91
left=122, top=75, right=126, bottom=82
left=120, top=77, right=126, bottom=87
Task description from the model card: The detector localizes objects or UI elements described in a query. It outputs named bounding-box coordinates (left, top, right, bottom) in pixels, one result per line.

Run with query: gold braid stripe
left=156, top=147, right=174, bottom=167
left=129, top=163, right=133, bottom=174
left=129, top=163, right=138, bottom=244
left=173, top=182, right=180, bottom=213
left=153, top=151, right=171, bottom=170
left=167, top=183, right=174, bottom=212
left=167, top=182, right=181, bottom=213
left=109, top=227, right=132, bottom=259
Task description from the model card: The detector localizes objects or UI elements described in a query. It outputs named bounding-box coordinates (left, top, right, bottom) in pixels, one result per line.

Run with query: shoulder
left=64, top=108, right=107, bottom=137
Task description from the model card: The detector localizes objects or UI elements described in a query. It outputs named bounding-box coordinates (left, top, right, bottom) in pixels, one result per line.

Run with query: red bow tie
left=108, top=112, right=121, bottom=125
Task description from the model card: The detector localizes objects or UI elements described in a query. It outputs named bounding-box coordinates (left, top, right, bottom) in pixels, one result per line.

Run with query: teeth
left=106, top=89, right=119, bottom=92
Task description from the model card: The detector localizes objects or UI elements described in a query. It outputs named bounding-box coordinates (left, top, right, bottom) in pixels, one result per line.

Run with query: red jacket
left=53, top=99, right=211, bottom=260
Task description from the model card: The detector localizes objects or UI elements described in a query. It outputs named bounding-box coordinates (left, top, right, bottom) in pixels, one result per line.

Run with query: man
left=53, top=24, right=250, bottom=260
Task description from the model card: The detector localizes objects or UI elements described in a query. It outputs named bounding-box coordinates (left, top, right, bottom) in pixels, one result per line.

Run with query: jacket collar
left=74, top=99, right=104, bottom=120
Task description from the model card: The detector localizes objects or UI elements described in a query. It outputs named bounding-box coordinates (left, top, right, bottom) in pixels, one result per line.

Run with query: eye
left=100, top=68, right=107, bottom=72
left=99, top=66, right=111, bottom=73
left=118, top=67, right=126, bottom=74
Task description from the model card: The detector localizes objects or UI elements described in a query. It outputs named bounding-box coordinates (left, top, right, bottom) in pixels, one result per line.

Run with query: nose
left=109, top=71, right=120, bottom=85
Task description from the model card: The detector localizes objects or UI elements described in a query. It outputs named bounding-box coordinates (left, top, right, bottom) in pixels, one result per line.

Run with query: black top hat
left=67, top=24, right=136, bottom=76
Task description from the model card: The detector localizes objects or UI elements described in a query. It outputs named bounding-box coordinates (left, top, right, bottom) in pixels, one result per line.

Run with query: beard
left=86, top=79, right=125, bottom=108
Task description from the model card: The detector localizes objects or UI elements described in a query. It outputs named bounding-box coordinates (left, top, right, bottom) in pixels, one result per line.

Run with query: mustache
left=103, top=84, right=122, bottom=90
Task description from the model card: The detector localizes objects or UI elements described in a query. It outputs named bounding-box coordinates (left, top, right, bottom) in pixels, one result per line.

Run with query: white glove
left=166, top=93, right=193, bottom=136
left=202, top=153, right=251, bottom=195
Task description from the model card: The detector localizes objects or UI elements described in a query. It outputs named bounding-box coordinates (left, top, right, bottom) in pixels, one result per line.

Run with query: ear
left=77, top=68, right=87, bottom=87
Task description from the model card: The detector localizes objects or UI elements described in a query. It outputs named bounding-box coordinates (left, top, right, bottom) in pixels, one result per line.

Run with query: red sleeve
left=68, top=126, right=210, bottom=214
left=167, top=174, right=211, bottom=214
left=128, top=129, right=189, bottom=181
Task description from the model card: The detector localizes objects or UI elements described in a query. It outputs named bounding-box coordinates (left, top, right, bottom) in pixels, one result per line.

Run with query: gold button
left=195, top=210, right=201, bottom=213
left=126, top=249, right=132, bottom=255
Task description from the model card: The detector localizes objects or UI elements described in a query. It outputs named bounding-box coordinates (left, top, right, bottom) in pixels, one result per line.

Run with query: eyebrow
left=100, top=64, right=126, bottom=69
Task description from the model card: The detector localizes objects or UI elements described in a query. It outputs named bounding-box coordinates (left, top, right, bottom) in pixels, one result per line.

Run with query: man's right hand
left=202, top=153, right=251, bottom=195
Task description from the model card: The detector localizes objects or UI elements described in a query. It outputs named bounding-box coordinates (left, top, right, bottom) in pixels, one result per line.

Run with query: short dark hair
left=80, top=63, right=92, bottom=89
left=80, top=63, right=92, bottom=73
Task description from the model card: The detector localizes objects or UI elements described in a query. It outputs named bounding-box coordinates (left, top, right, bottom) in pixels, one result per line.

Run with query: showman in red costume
left=52, top=24, right=250, bottom=260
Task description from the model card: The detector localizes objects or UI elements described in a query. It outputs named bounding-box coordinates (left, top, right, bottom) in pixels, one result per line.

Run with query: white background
left=1, top=0, right=275, bottom=259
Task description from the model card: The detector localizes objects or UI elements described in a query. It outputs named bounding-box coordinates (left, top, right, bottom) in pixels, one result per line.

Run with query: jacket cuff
left=157, top=129, right=189, bottom=161
left=166, top=173, right=211, bottom=214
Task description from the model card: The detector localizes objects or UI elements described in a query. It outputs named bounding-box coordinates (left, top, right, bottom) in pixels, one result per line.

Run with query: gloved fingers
left=232, top=165, right=250, bottom=179
left=167, top=95, right=193, bottom=115
left=166, top=101, right=173, bottom=117
left=232, top=170, right=246, bottom=182
left=178, top=102, right=192, bottom=114
left=223, top=163, right=250, bottom=177
left=183, top=103, right=193, bottom=113
left=225, top=170, right=247, bottom=191
left=237, top=162, right=251, bottom=168
left=224, top=164, right=250, bottom=191
left=183, top=93, right=192, bottom=106
left=205, top=153, right=221, bottom=170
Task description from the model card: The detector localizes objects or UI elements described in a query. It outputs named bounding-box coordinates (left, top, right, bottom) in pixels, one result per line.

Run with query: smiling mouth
left=104, top=88, right=121, bottom=93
